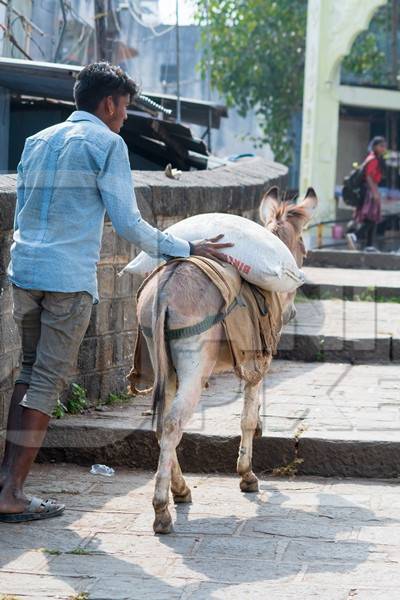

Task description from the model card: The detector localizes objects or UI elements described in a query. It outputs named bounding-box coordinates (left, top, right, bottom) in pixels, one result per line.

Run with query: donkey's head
left=259, top=186, right=318, bottom=324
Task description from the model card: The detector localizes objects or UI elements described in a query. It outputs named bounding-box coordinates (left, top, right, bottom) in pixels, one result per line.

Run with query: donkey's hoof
left=240, top=473, right=259, bottom=493
left=153, top=510, right=173, bottom=534
left=173, top=488, right=192, bottom=504
left=240, top=479, right=259, bottom=493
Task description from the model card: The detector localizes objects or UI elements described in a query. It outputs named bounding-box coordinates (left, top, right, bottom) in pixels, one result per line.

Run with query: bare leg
left=0, top=383, right=29, bottom=489
left=0, top=288, right=92, bottom=516
left=237, top=381, right=262, bottom=493
left=0, top=407, right=50, bottom=513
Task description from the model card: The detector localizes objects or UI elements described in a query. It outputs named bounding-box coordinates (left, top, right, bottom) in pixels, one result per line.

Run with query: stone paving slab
left=302, top=266, right=400, bottom=299
left=33, top=361, right=400, bottom=478
left=1, top=464, right=400, bottom=599
left=278, top=298, right=400, bottom=363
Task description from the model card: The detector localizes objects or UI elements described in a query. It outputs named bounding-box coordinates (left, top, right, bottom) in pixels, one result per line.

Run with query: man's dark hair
left=73, top=62, right=139, bottom=113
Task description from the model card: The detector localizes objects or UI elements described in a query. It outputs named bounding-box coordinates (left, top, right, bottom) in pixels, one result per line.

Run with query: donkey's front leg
left=237, top=380, right=262, bottom=493
left=171, top=454, right=192, bottom=503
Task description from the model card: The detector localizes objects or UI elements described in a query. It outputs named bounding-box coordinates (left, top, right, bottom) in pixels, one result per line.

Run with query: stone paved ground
left=1, top=464, right=400, bottom=599
left=46, top=361, right=400, bottom=441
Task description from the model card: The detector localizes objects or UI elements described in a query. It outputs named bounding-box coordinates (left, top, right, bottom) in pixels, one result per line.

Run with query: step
left=302, top=267, right=400, bottom=300
left=34, top=362, right=400, bottom=478
left=305, top=249, right=400, bottom=270
left=277, top=298, right=400, bottom=363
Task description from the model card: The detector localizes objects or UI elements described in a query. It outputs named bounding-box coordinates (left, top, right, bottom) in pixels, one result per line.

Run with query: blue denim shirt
left=8, top=110, right=190, bottom=302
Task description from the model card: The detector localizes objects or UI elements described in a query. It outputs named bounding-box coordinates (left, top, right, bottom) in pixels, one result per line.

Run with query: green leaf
left=195, top=0, right=393, bottom=163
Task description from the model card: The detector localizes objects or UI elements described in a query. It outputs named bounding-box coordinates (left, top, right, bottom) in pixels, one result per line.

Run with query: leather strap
left=141, top=297, right=240, bottom=340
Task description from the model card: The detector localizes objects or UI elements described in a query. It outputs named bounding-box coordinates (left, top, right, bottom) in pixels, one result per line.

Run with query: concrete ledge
left=37, top=425, right=295, bottom=475
left=0, top=157, right=287, bottom=231
left=32, top=362, right=400, bottom=479
left=305, top=249, right=400, bottom=270
left=278, top=298, right=400, bottom=364
left=277, top=333, right=393, bottom=364
left=298, top=438, right=400, bottom=479
left=302, top=283, right=400, bottom=301
left=35, top=419, right=400, bottom=480
left=302, top=266, right=400, bottom=300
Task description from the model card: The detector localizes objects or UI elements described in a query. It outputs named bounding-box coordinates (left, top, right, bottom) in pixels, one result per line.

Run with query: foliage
left=342, top=2, right=390, bottom=87
left=272, top=425, right=307, bottom=477
left=315, top=338, right=325, bottom=363
left=53, top=399, right=67, bottom=419
left=105, top=391, right=132, bottom=406
left=195, top=0, right=393, bottom=163
left=342, top=31, right=387, bottom=85
left=196, top=0, right=307, bottom=164
left=67, top=383, right=88, bottom=414
left=272, top=457, right=304, bottom=477
left=67, top=548, right=93, bottom=555
left=297, top=288, right=400, bottom=303
left=42, top=548, right=62, bottom=555
left=52, top=383, right=87, bottom=418
left=52, top=386, right=133, bottom=418
left=68, top=594, right=90, bottom=600
left=41, top=547, right=93, bottom=558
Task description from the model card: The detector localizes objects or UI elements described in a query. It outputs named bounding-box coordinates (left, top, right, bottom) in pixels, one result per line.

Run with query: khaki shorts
left=12, top=285, right=93, bottom=417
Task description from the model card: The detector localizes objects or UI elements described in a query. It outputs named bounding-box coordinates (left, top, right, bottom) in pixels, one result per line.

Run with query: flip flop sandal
left=0, top=496, right=65, bottom=523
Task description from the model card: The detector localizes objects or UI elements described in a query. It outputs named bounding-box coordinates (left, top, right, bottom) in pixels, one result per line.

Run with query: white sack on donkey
left=119, top=207, right=308, bottom=293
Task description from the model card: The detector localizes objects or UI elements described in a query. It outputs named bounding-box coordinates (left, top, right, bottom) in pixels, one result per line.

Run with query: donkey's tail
left=151, top=287, right=169, bottom=427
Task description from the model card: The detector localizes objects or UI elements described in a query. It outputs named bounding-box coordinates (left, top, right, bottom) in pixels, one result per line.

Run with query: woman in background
left=347, top=136, right=386, bottom=251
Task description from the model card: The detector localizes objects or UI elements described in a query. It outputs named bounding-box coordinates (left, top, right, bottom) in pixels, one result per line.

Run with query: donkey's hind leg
left=237, top=380, right=262, bottom=493
left=153, top=376, right=202, bottom=533
left=157, top=377, right=192, bottom=505
left=153, top=375, right=178, bottom=534
left=153, top=330, right=219, bottom=534
left=153, top=341, right=206, bottom=533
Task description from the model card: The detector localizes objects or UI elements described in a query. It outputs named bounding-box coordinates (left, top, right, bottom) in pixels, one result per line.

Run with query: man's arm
left=97, top=136, right=190, bottom=259
left=97, top=136, right=234, bottom=261
left=14, top=161, right=25, bottom=233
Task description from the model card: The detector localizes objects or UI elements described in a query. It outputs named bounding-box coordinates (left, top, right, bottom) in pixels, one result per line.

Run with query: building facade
left=0, top=0, right=273, bottom=171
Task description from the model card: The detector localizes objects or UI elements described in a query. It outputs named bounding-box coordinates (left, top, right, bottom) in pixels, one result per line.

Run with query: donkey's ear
left=298, top=187, right=318, bottom=224
left=259, top=187, right=279, bottom=225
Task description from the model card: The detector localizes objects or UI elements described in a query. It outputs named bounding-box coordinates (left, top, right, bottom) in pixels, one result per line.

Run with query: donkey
left=137, top=187, right=318, bottom=534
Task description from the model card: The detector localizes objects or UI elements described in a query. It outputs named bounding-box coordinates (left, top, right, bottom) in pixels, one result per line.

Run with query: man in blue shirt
left=0, top=63, right=231, bottom=521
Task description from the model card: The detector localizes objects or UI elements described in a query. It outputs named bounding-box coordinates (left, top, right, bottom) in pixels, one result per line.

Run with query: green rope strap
left=141, top=297, right=240, bottom=340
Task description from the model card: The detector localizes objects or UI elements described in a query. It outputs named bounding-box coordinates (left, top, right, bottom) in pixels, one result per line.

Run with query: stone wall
left=0, top=157, right=287, bottom=427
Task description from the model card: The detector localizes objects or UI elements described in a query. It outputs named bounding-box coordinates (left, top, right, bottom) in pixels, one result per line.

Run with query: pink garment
left=355, top=189, right=381, bottom=224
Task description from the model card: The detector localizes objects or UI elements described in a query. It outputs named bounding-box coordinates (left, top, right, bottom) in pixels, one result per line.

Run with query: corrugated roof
left=0, top=57, right=227, bottom=128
